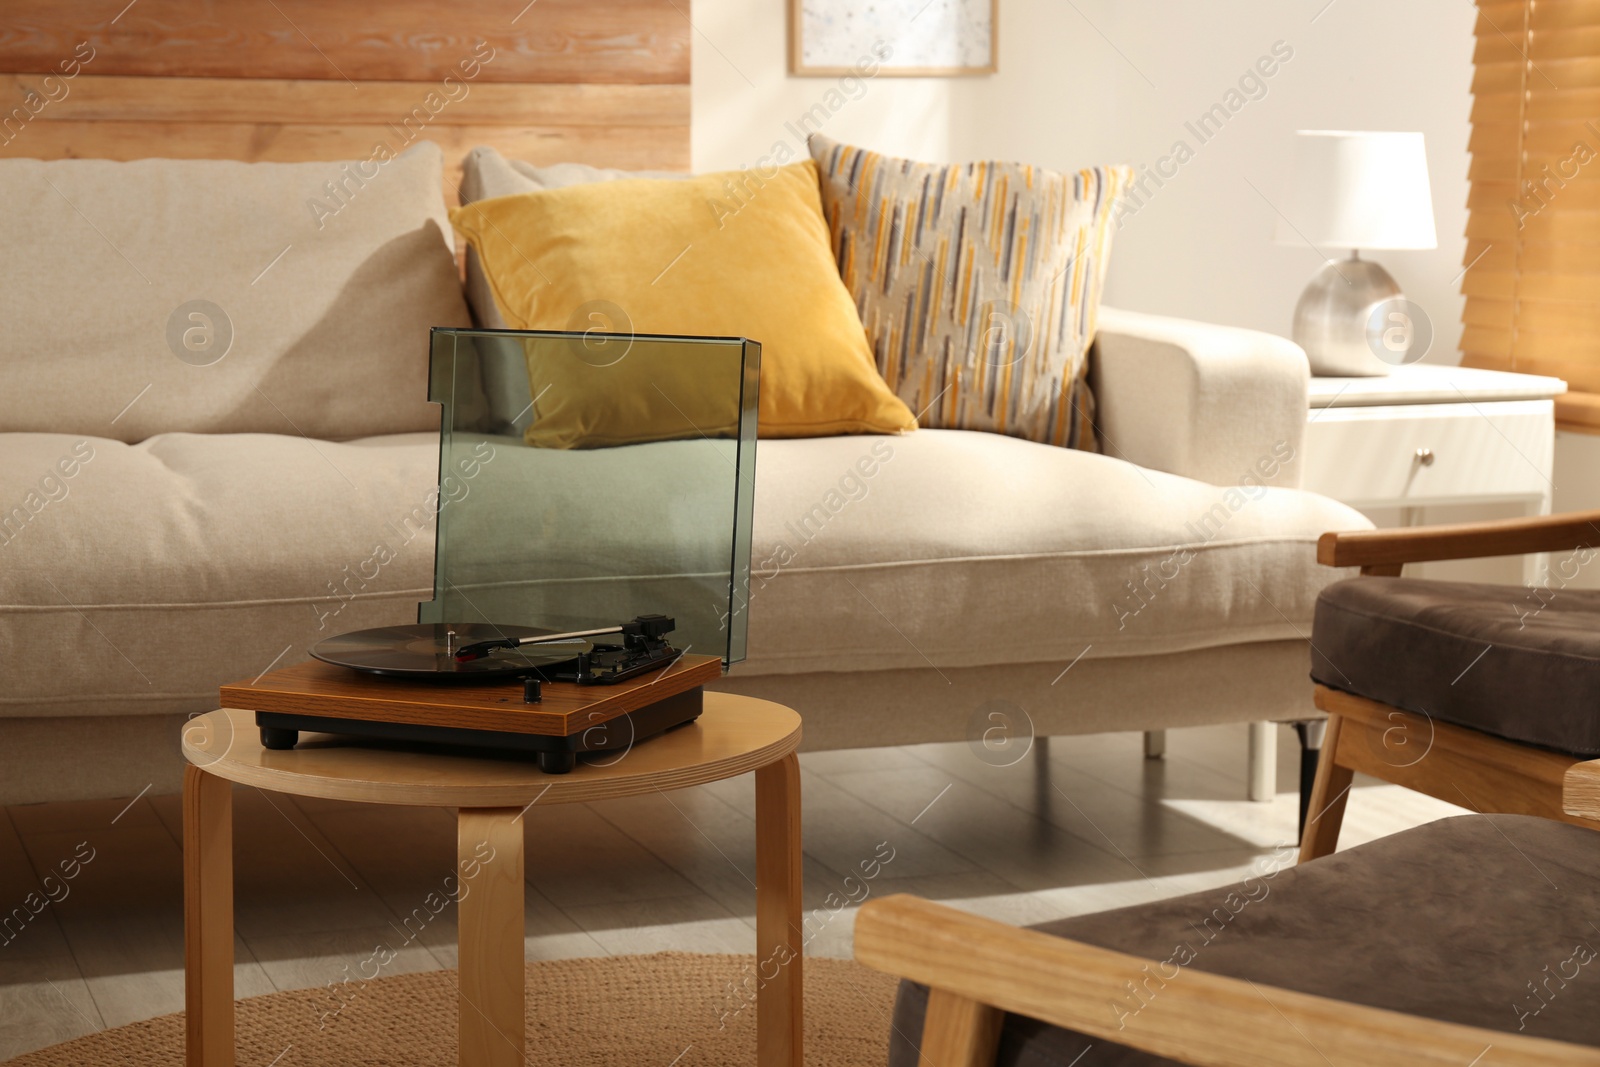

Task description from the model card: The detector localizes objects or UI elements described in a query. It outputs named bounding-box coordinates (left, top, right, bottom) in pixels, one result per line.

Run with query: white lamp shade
left=1275, top=130, right=1437, bottom=250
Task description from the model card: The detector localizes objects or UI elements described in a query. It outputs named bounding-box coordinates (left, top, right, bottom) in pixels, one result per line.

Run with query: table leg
left=755, top=752, right=803, bottom=1067
left=184, top=765, right=234, bottom=1067
left=456, top=808, right=525, bottom=1067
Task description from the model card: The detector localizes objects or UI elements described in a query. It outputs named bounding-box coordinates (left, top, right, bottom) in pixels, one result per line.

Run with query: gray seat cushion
left=889, top=815, right=1600, bottom=1065
left=1310, top=576, right=1600, bottom=755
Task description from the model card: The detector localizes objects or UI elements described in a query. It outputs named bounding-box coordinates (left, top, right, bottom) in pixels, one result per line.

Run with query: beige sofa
left=0, top=143, right=1367, bottom=806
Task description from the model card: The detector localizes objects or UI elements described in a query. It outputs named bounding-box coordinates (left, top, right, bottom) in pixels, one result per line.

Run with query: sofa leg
left=1247, top=721, right=1276, bottom=802
left=1032, top=735, right=1051, bottom=814
left=1142, top=730, right=1165, bottom=759
left=1292, top=720, right=1327, bottom=842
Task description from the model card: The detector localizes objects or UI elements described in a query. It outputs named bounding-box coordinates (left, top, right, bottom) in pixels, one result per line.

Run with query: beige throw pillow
left=0, top=143, right=468, bottom=443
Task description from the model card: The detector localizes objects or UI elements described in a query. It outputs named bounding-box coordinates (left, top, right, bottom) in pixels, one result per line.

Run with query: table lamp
left=1276, top=130, right=1437, bottom=376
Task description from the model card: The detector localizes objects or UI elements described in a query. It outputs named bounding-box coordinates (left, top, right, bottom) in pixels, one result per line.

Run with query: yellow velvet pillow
left=491, top=335, right=749, bottom=450
left=449, top=160, right=917, bottom=443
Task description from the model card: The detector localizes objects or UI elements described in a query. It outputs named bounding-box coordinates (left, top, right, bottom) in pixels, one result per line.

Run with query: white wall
left=1554, top=432, right=1600, bottom=589
left=692, top=0, right=1473, bottom=358
left=690, top=2, right=955, bottom=171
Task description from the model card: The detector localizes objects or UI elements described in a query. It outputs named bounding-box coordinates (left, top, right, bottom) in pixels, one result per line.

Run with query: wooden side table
left=181, top=693, right=804, bottom=1067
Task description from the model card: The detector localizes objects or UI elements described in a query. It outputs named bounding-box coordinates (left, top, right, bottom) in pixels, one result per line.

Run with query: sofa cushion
left=889, top=815, right=1600, bottom=1065
left=458, top=147, right=686, bottom=208
left=738, top=429, right=1367, bottom=675
left=1312, top=575, right=1600, bottom=755
left=0, top=431, right=438, bottom=719
left=0, top=144, right=468, bottom=444
left=0, top=427, right=1365, bottom=718
left=370, top=426, right=1365, bottom=676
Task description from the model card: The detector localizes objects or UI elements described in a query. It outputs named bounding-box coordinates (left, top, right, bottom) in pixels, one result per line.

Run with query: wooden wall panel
left=0, top=75, right=689, bottom=127
left=0, top=0, right=688, bottom=84
left=0, top=73, right=692, bottom=183
left=0, top=2, right=692, bottom=187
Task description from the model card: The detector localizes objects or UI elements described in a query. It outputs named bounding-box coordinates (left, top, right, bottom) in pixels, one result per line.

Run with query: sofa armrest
left=1092, top=306, right=1310, bottom=488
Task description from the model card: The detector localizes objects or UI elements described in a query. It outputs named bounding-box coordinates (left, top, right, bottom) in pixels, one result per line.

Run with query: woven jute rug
left=5, top=953, right=899, bottom=1067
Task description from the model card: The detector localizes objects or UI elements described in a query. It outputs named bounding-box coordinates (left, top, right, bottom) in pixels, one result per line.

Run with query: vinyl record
left=310, top=623, right=592, bottom=680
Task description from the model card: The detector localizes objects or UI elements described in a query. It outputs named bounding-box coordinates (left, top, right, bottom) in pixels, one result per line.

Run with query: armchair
left=857, top=814, right=1600, bottom=1066
left=1301, top=509, right=1600, bottom=860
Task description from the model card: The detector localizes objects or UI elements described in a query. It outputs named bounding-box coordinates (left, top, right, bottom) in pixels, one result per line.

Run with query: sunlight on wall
left=691, top=1, right=953, bottom=174
left=690, top=0, right=1471, bottom=358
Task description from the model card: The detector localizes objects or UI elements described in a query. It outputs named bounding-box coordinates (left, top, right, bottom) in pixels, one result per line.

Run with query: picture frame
left=788, top=0, right=998, bottom=77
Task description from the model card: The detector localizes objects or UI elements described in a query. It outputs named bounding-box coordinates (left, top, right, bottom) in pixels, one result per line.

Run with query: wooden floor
left=0, top=723, right=1465, bottom=1062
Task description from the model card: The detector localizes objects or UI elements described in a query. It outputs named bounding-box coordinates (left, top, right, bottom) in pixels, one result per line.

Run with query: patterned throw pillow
left=809, top=135, right=1130, bottom=450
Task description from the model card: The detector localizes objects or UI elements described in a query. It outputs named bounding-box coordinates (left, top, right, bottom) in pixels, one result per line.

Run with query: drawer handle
left=1414, top=447, right=1435, bottom=467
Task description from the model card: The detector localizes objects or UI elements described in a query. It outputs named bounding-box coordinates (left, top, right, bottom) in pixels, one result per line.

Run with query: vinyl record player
left=226, top=633, right=720, bottom=775
left=306, top=615, right=682, bottom=684
left=221, top=328, right=760, bottom=774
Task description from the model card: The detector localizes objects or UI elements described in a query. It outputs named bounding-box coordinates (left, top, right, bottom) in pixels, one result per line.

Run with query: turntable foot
left=260, top=726, right=299, bottom=750
left=537, top=750, right=576, bottom=775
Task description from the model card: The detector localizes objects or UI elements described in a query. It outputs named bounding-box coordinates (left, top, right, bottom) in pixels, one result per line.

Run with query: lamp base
left=1291, top=254, right=1402, bottom=377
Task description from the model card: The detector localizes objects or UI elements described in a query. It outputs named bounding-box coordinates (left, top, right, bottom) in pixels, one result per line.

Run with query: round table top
left=183, top=693, right=801, bottom=807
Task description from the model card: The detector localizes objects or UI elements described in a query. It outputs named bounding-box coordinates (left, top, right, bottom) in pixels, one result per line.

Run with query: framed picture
left=789, top=0, right=998, bottom=77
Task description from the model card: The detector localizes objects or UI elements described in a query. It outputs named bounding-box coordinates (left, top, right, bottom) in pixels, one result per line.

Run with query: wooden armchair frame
left=855, top=894, right=1600, bottom=1067
left=1302, top=509, right=1600, bottom=862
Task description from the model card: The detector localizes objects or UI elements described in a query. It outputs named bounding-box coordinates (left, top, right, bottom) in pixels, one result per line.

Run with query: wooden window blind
left=1467, top=0, right=1600, bottom=431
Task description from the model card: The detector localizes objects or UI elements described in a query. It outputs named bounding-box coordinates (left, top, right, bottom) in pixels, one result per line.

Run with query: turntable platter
left=309, top=623, right=591, bottom=680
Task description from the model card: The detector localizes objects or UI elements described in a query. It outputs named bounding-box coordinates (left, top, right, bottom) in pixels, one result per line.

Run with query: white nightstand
left=1302, top=364, right=1566, bottom=584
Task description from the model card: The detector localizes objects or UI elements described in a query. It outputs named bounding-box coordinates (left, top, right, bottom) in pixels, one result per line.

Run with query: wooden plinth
left=218, top=654, right=722, bottom=738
